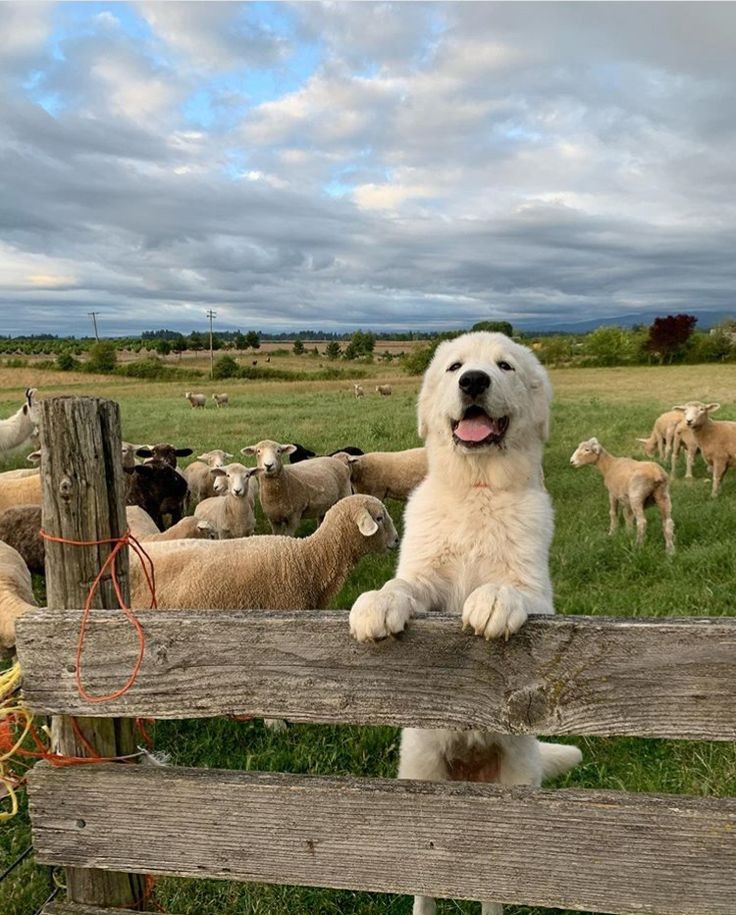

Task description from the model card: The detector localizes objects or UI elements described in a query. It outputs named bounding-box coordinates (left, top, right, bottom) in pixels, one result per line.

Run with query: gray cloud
left=0, top=1, right=735, bottom=336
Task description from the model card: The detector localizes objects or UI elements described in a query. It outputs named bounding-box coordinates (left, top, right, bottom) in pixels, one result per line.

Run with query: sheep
left=570, top=437, right=674, bottom=554
left=1, top=450, right=40, bottom=480
left=212, top=392, right=229, bottom=407
left=241, top=440, right=352, bottom=535
left=265, top=356, right=271, bottom=363
left=0, top=388, right=40, bottom=453
left=129, top=494, right=398, bottom=611
left=670, top=419, right=702, bottom=480
left=338, top=448, right=427, bottom=501
left=125, top=462, right=188, bottom=530
left=125, top=506, right=217, bottom=541
left=287, top=444, right=364, bottom=465
left=672, top=401, right=736, bottom=496
left=0, top=505, right=44, bottom=574
left=0, top=474, right=41, bottom=514
left=121, top=441, right=149, bottom=470
left=183, top=450, right=233, bottom=503
left=194, top=463, right=258, bottom=539
left=353, top=384, right=364, bottom=398
left=0, top=541, right=38, bottom=649
left=185, top=391, right=207, bottom=408
left=375, top=384, right=392, bottom=396
left=636, top=410, right=684, bottom=460
left=135, top=443, right=193, bottom=468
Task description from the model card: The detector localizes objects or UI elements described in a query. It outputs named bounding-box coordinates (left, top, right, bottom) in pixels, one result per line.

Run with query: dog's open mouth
left=452, top=406, right=509, bottom=447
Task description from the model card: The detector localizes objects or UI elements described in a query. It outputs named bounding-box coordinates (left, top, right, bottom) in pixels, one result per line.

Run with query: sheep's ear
left=707, top=402, right=721, bottom=413
left=136, top=447, right=154, bottom=458
left=224, top=452, right=234, bottom=459
left=589, top=438, right=601, bottom=453
left=210, top=467, right=227, bottom=477
left=330, top=452, right=351, bottom=465
left=26, top=450, right=41, bottom=464
left=196, top=453, right=210, bottom=461
left=357, top=510, right=379, bottom=537
left=281, top=444, right=297, bottom=455
left=241, top=446, right=257, bottom=455
left=175, top=448, right=193, bottom=457
left=245, top=467, right=259, bottom=478
left=635, top=438, right=648, bottom=443
left=672, top=405, right=686, bottom=412
left=22, top=404, right=28, bottom=415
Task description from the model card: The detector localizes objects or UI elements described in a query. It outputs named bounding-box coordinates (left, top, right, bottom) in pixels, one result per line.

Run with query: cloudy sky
left=1, top=2, right=736, bottom=336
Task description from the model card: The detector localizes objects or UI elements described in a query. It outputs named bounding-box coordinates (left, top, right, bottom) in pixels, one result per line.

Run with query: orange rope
left=39, top=528, right=157, bottom=703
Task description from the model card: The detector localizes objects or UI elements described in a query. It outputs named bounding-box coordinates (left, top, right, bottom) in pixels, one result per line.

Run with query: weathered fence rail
left=16, top=609, right=736, bottom=739
left=14, top=395, right=736, bottom=915
left=27, top=765, right=736, bottom=915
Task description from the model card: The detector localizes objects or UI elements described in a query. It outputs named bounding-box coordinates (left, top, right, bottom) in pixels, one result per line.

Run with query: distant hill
left=514, top=310, right=735, bottom=333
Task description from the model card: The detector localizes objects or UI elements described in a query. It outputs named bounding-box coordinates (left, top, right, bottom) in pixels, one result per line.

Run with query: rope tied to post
left=39, top=528, right=157, bottom=703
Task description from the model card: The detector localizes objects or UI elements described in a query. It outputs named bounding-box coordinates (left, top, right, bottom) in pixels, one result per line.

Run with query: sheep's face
left=342, top=495, right=399, bottom=550
left=570, top=438, right=602, bottom=467
left=636, top=436, right=656, bottom=457
left=23, top=388, right=41, bottom=430
left=211, top=463, right=255, bottom=498
left=197, top=450, right=232, bottom=468
left=241, top=440, right=296, bottom=476
left=673, top=402, right=720, bottom=429
left=137, top=443, right=193, bottom=468
left=418, top=332, right=551, bottom=454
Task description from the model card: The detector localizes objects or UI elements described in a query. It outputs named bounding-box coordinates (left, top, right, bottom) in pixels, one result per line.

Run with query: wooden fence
left=14, top=396, right=736, bottom=915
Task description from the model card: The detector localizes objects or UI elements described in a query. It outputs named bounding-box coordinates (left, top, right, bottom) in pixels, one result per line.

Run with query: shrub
left=56, top=352, right=78, bottom=371
left=86, top=341, right=117, bottom=373
left=212, top=355, right=240, bottom=379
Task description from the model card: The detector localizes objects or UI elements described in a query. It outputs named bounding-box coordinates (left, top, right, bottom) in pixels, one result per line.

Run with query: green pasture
left=2, top=363, right=736, bottom=915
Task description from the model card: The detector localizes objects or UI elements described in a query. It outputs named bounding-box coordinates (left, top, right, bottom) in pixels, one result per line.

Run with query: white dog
left=349, top=331, right=582, bottom=915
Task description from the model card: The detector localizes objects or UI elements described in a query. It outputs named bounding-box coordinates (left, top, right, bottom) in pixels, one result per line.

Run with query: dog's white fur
left=349, top=332, right=582, bottom=915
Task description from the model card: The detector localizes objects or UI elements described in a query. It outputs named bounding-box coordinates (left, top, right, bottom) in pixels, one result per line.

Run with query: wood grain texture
left=44, top=906, right=168, bottom=915
left=39, top=395, right=145, bottom=909
left=16, top=609, right=736, bottom=739
left=28, top=764, right=736, bottom=915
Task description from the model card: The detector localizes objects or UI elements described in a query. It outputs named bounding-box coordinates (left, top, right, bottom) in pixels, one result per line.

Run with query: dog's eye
left=497, top=361, right=514, bottom=372
left=447, top=362, right=462, bottom=372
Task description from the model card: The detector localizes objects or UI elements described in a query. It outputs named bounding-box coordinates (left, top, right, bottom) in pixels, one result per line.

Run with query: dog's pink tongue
left=454, top=414, right=495, bottom=442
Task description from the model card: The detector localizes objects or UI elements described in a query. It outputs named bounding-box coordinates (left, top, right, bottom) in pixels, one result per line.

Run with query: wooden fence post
left=40, top=395, right=145, bottom=909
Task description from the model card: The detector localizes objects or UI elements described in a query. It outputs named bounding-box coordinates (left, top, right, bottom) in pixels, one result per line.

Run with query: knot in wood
left=504, top=685, right=548, bottom=730
left=59, top=476, right=74, bottom=500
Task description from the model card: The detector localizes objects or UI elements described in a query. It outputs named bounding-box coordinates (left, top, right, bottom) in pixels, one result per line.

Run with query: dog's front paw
left=349, top=588, right=413, bottom=641
left=462, top=584, right=528, bottom=640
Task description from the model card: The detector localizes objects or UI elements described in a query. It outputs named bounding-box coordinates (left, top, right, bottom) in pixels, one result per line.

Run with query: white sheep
left=194, top=463, right=258, bottom=539
left=182, top=450, right=233, bottom=503
left=672, top=401, right=736, bottom=496
left=0, top=474, right=41, bottom=513
left=130, top=494, right=398, bottom=610
left=184, top=391, right=207, bottom=408
left=669, top=419, right=702, bottom=480
left=121, top=441, right=150, bottom=470
left=125, top=506, right=217, bottom=541
left=353, top=384, right=364, bottom=398
left=0, top=540, right=37, bottom=649
left=337, top=448, right=427, bottom=501
left=0, top=388, right=40, bottom=453
left=636, top=410, right=683, bottom=460
left=375, top=384, right=392, bottom=396
left=241, top=440, right=352, bottom=535
left=212, top=393, right=229, bottom=407
left=570, top=437, right=674, bottom=553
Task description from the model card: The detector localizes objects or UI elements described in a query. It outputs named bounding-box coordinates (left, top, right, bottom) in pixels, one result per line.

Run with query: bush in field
left=472, top=320, right=513, bottom=336
left=400, top=332, right=462, bottom=375
left=56, top=352, right=78, bottom=371
left=685, top=330, right=735, bottom=363
left=646, top=313, right=697, bottom=364
left=213, top=355, right=240, bottom=379
left=537, top=335, right=573, bottom=366
left=86, top=341, right=117, bottom=373
left=325, top=341, right=341, bottom=359
left=583, top=326, right=635, bottom=366
left=293, top=339, right=305, bottom=355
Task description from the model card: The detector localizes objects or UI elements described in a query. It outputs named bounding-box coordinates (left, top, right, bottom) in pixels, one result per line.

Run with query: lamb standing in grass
left=670, top=419, right=702, bottom=480
left=129, top=494, right=398, bottom=610
left=570, top=437, right=674, bottom=553
left=0, top=541, right=37, bottom=649
left=212, top=393, right=229, bottom=407
left=0, top=388, right=40, bottom=453
left=375, top=384, right=392, bottom=396
left=185, top=391, right=207, bottom=408
left=636, top=410, right=684, bottom=460
left=194, top=463, right=258, bottom=539
left=353, top=384, right=364, bottom=398
left=673, top=401, right=736, bottom=496
left=241, top=440, right=352, bottom=535
left=339, top=448, right=427, bottom=501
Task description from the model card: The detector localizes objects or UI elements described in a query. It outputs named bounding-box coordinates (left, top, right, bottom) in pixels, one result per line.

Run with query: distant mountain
left=514, top=310, right=735, bottom=333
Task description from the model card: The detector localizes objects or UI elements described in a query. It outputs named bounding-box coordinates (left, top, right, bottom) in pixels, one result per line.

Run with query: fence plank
left=44, top=906, right=172, bottom=915
left=28, top=763, right=736, bottom=915
left=16, top=610, right=736, bottom=739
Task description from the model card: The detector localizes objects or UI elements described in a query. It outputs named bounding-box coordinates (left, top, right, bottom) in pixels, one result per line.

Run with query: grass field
left=2, top=359, right=736, bottom=915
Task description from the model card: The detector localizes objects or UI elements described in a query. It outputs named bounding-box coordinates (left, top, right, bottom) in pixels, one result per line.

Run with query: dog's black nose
left=458, top=370, right=491, bottom=398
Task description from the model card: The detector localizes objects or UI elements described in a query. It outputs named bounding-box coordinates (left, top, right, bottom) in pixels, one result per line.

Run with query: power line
left=87, top=312, right=100, bottom=342
left=206, top=309, right=217, bottom=379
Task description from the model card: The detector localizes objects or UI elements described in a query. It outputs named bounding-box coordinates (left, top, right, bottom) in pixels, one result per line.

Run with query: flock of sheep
left=571, top=400, right=735, bottom=555
left=0, top=384, right=733, bottom=650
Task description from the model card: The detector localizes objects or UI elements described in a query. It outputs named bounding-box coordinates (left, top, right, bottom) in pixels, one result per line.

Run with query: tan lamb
left=636, top=409, right=684, bottom=460
left=0, top=540, right=38, bottom=649
left=193, top=463, right=258, bottom=539
left=337, top=447, right=427, bottom=501
left=570, top=437, right=674, bottom=553
left=673, top=402, right=736, bottom=496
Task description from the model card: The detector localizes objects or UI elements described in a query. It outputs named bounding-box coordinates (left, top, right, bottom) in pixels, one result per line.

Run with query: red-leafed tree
left=646, top=313, right=697, bottom=364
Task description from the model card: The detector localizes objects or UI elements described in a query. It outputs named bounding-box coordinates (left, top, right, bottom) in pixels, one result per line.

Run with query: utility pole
left=206, top=309, right=217, bottom=379
left=88, top=312, right=100, bottom=342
